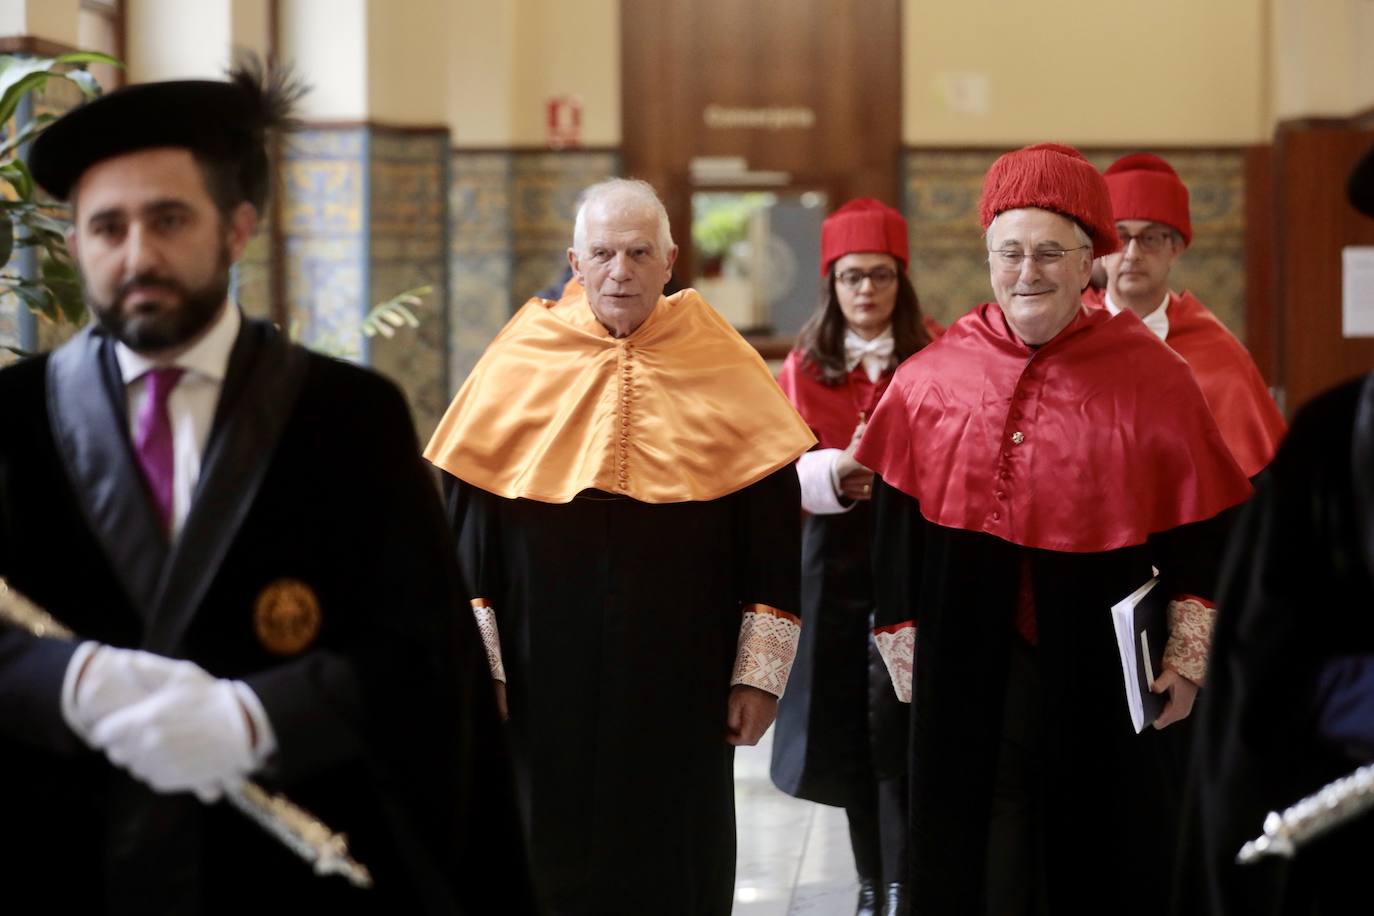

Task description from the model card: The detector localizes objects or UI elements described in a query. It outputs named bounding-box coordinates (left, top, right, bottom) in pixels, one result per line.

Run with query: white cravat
left=843, top=326, right=895, bottom=383
left=114, top=302, right=241, bottom=539
left=1105, top=291, right=1171, bottom=341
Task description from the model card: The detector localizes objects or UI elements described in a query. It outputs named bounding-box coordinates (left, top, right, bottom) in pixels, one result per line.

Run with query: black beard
left=89, top=246, right=231, bottom=352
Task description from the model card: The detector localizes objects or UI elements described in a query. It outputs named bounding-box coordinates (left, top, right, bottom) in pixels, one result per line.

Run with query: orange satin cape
left=855, top=303, right=1252, bottom=553
left=424, top=287, right=816, bottom=504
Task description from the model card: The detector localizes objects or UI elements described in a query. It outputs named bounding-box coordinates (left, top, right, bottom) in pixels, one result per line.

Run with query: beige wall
left=447, top=2, right=518, bottom=144
left=368, top=0, right=448, bottom=124
left=0, top=0, right=78, bottom=44
left=449, top=0, right=620, bottom=147
left=1271, top=0, right=1374, bottom=120
left=127, top=0, right=232, bottom=82
left=105, top=0, right=1374, bottom=142
left=231, top=0, right=271, bottom=61
left=902, top=0, right=1269, bottom=146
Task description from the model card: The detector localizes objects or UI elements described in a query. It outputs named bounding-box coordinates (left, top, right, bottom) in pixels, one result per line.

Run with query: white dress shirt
left=114, top=301, right=240, bottom=540
left=107, top=301, right=276, bottom=762
left=1105, top=291, right=1171, bottom=341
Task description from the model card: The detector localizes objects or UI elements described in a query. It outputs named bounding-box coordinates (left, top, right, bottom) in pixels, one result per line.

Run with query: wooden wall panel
left=621, top=0, right=902, bottom=280
left=1273, top=123, right=1374, bottom=413
left=1244, top=144, right=1276, bottom=385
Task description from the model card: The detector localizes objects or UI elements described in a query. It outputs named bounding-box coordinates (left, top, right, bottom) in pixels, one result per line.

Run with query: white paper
left=1342, top=246, right=1374, bottom=338
left=1111, top=576, right=1159, bottom=734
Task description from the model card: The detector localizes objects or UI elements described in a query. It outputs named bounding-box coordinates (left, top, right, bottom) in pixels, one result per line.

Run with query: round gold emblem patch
left=253, top=578, right=322, bottom=656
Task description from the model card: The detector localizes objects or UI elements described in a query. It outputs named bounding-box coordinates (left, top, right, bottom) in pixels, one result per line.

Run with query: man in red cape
left=856, top=143, right=1252, bottom=914
left=1092, top=152, right=1286, bottom=478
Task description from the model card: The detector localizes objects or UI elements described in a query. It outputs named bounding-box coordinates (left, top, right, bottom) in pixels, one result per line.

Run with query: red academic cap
left=978, top=143, right=1121, bottom=258
left=819, top=198, right=909, bottom=277
left=1103, top=153, right=1192, bottom=247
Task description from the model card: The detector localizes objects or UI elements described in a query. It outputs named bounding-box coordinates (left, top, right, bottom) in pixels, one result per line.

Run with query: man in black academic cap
left=1176, top=146, right=1374, bottom=916
left=0, top=61, right=533, bottom=914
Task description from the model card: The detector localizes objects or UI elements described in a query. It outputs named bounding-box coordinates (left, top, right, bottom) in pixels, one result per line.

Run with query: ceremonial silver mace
left=0, top=577, right=373, bottom=888
left=1237, top=761, right=1374, bottom=863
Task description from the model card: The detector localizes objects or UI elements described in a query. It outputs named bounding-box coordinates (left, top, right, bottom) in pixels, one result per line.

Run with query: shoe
left=855, top=878, right=879, bottom=916
left=883, top=882, right=909, bottom=916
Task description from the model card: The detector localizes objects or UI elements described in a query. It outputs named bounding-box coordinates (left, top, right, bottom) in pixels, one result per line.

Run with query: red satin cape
left=855, top=303, right=1252, bottom=553
left=1159, top=292, right=1285, bottom=478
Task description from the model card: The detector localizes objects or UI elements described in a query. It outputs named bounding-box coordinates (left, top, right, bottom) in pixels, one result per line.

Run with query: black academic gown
left=1177, top=373, right=1374, bottom=916
left=444, top=467, right=800, bottom=916
left=771, top=502, right=907, bottom=805
left=870, top=477, right=1235, bottom=916
left=0, top=319, right=534, bottom=915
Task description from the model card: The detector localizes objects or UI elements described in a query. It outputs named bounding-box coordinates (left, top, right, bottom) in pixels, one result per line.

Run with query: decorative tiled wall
left=448, top=149, right=620, bottom=387
left=280, top=125, right=450, bottom=438
left=902, top=149, right=1249, bottom=339
left=367, top=130, right=449, bottom=434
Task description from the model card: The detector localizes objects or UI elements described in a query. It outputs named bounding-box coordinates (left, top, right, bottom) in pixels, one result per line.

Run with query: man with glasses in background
left=1095, top=153, right=1286, bottom=480
left=856, top=144, right=1252, bottom=914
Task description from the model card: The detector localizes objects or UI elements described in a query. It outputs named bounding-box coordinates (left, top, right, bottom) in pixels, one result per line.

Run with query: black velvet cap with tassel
left=28, top=54, right=303, bottom=211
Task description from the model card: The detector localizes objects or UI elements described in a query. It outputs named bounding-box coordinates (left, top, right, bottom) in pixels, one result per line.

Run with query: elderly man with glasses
left=855, top=144, right=1253, bottom=914
left=1094, top=153, right=1286, bottom=480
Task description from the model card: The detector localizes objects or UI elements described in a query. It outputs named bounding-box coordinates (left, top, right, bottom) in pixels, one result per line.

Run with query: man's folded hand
left=60, top=642, right=215, bottom=744
left=89, top=676, right=259, bottom=802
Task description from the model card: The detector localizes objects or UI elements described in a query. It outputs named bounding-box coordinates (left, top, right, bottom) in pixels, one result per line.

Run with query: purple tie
left=134, top=367, right=185, bottom=532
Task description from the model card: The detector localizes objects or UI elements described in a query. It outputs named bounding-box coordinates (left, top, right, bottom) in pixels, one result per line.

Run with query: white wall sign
left=1342, top=246, right=1374, bottom=338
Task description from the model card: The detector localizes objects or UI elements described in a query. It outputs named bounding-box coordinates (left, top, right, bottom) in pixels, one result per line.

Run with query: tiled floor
left=733, top=729, right=858, bottom=915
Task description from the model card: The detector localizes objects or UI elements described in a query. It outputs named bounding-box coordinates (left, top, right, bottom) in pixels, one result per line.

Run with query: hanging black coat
left=1176, top=373, right=1374, bottom=915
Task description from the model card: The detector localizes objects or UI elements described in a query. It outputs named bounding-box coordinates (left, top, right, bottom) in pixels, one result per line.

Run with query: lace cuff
left=1164, top=596, right=1215, bottom=686
left=470, top=599, right=506, bottom=684
left=873, top=622, right=915, bottom=703
left=730, top=604, right=801, bottom=697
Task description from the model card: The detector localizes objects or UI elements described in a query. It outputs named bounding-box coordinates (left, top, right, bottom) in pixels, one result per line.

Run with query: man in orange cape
left=1091, top=152, right=1285, bottom=478
left=425, top=179, right=814, bottom=915
left=856, top=144, right=1252, bottom=914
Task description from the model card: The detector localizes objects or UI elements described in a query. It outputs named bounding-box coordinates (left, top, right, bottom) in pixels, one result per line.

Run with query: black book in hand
left=1110, top=577, right=1168, bottom=733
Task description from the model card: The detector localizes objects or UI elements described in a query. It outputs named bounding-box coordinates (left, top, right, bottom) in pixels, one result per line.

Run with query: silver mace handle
left=1237, top=761, right=1374, bottom=863
left=0, top=577, right=373, bottom=888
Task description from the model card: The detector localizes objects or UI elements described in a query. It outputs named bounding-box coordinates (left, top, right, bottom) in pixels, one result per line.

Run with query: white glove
left=60, top=642, right=216, bottom=745
left=89, top=675, right=262, bottom=802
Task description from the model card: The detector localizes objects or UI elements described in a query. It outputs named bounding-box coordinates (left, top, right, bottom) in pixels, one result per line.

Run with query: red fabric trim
left=777, top=350, right=893, bottom=450
left=1162, top=292, right=1286, bottom=478
left=745, top=603, right=801, bottom=626
left=874, top=620, right=915, bottom=635
left=1171, top=593, right=1216, bottom=610
left=856, top=303, right=1252, bottom=552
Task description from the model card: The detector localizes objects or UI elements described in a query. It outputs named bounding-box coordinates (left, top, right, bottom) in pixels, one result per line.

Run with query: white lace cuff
left=730, top=604, right=801, bottom=697
left=873, top=622, right=915, bottom=703
left=797, top=449, right=853, bottom=515
left=1164, top=596, right=1215, bottom=687
left=471, top=599, right=506, bottom=684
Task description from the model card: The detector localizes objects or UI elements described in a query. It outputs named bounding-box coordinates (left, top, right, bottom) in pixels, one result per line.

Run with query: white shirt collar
left=1104, top=290, right=1171, bottom=341
left=115, top=300, right=241, bottom=385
